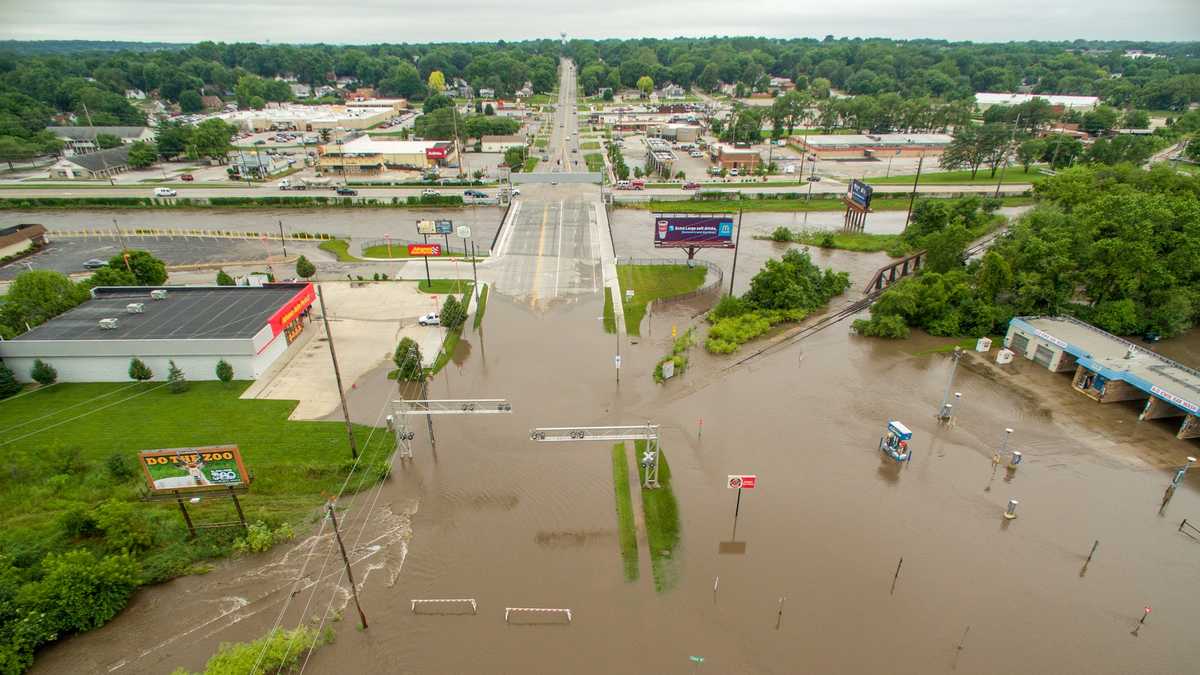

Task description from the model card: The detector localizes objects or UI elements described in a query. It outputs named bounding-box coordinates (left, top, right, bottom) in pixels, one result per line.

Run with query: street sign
left=408, top=244, right=442, bottom=257
left=727, top=474, right=757, bottom=489
left=625, top=289, right=634, bottom=300
left=434, top=219, right=453, bottom=234
left=614, top=355, right=622, bottom=369
left=456, top=225, right=472, bottom=239
left=417, top=220, right=438, bottom=235
left=661, top=360, right=675, bottom=380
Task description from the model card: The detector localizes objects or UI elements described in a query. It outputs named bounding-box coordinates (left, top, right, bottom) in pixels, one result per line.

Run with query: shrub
left=710, top=294, right=749, bottom=321
left=393, top=337, right=423, bottom=381
left=232, top=521, right=296, bottom=555
left=128, top=358, right=152, bottom=381
left=58, top=506, right=99, bottom=539
left=770, top=226, right=793, bottom=242
left=106, top=452, right=137, bottom=481
left=170, top=625, right=333, bottom=675
left=295, top=255, right=316, bottom=279
left=215, top=359, right=234, bottom=383
left=93, top=499, right=154, bottom=554
left=853, top=314, right=911, bottom=339
left=30, top=359, right=57, bottom=385
left=0, top=362, right=20, bottom=399
left=22, top=549, right=138, bottom=633
left=167, top=360, right=189, bottom=393
left=215, top=270, right=235, bottom=286
left=440, top=295, right=466, bottom=329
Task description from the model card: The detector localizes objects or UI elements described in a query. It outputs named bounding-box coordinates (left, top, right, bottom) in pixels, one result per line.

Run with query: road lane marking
left=554, top=199, right=564, bottom=297
left=531, top=203, right=550, bottom=304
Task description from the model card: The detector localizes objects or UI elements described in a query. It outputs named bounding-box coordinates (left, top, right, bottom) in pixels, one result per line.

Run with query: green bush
left=30, top=359, right=57, bottom=386
left=853, top=314, right=911, bottom=339
left=295, top=255, right=316, bottom=278
left=0, top=362, right=22, bottom=399
left=710, top=294, right=748, bottom=320
left=167, top=360, right=189, bottom=394
left=58, top=506, right=99, bottom=539
left=171, top=625, right=334, bottom=675
left=440, top=295, right=466, bottom=329
left=216, top=270, right=235, bottom=286
left=93, top=499, right=154, bottom=554
left=393, top=337, right=423, bottom=381
left=128, top=358, right=152, bottom=381
left=770, top=226, right=793, bottom=242
left=105, top=452, right=136, bottom=481
left=232, top=521, right=296, bottom=555
left=215, top=359, right=234, bottom=383
left=21, top=549, right=138, bottom=634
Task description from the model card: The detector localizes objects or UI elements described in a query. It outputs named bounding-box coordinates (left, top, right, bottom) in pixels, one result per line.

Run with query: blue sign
left=434, top=219, right=454, bottom=235
left=848, top=179, right=873, bottom=210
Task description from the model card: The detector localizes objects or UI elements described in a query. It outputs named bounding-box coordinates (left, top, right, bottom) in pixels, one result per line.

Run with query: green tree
left=637, top=76, right=654, bottom=98
left=178, top=90, right=203, bottom=113
left=1122, top=109, right=1150, bottom=129
left=154, top=122, right=191, bottom=159
left=0, top=270, right=88, bottom=336
left=427, top=70, right=446, bottom=92
left=440, top=295, right=466, bottom=329
left=30, top=359, right=57, bottom=385
left=1016, top=138, right=1045, bottom=173
left=422, top=94, right=453, bottom=114
left=95, top=133, right=122, bottom=149
left=393, top=336, right=423, bottom=381
left=215, top=359, right=234, bottom=383
left=126, top=141, right=157, bottom=168
left=190, top=118, right=237, bottom=161
left=503, top=145, right=527, bottom=171
left=128, top=358, right=152, bottom=381
left=109, top=250, right=167, bottom=285
left=167, top=360, right=188, bottom=393
left=81, top=265, right=138, bottom=290
left=0, top=135, right=39, bottom=169
left=697, top=63, right=720, bottom=92
left=249, top=95, right=265, bottom=110
left=0, top=362, right=20, bottom=398
left=295, top=255, right=316, bottom=279
left=922, top=222, right=973, bottom=273
left=483, top=103, right=494, bottom=116
left=216, top=269, right=234, bottom=286
left=24, top=550, right=138, bottom=633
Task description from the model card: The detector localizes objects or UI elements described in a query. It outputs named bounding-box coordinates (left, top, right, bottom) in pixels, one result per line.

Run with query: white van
left=153, top=187, right=177, bottom=197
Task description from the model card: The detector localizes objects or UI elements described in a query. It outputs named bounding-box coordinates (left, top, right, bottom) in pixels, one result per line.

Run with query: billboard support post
left=229, top=488, right=248, bottom=531
left=176, top=496, right=197, bottom=538
left=728, top=209, right=743, bottom=295
left=421, top=231, right=432, bottom=288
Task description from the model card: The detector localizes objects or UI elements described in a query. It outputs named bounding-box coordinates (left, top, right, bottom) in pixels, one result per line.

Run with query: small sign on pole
left=661, top=360, right=675, bottom=380
left=727, top=474, right=757, bottom=489
left=625, top=289, right=634, bottom=300
left=456, top=225, right=472, bottom=239
left=614, top=355, right=622, bottom=369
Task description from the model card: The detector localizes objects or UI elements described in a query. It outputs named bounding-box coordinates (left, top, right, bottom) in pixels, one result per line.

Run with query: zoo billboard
left=653, top=214, right=736, bottom=248
left=139, top=445, right=250, bottom=494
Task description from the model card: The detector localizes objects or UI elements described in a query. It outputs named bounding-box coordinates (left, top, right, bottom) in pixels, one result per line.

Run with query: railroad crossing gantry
left=391, top=398, right=513, bottom=457
left=529, top=424, right=662, bottom=488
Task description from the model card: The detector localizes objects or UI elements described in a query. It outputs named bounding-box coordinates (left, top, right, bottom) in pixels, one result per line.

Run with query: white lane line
left=554, top=200, right=564, bottom=297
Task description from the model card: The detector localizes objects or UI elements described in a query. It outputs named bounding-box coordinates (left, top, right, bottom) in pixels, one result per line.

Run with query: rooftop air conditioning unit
left=150, top=289, right=168, bottom=300
left=98, top=318, right=119, bottom=330
left=126, top=303, right=144, bottom=314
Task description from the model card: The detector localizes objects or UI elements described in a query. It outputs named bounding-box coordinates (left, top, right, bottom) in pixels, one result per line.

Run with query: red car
left=682, top=181, right=700, bottom=190
left=180, top=174, right=194, bottom=182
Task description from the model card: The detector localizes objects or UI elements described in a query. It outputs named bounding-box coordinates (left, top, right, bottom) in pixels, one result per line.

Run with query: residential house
left=201, top=95, right=223, bottom=111
left=49, top=145, right=132, bottom=179
left=314, top=85, right=337, bottom=98
left=515, top=82, right=534, bottom=98
left=660, top=84, right=686, bottom=99
left=125, top=89, right=147, bottom=100
left=451, top=78, right=472, bottom=98
left=290, top=83, right=312, bottom=99
left=478, top=87, right=496, bottom=99
left=47, top=126, right=155, bottom=156
left=768, top=77, right=794, bottom=93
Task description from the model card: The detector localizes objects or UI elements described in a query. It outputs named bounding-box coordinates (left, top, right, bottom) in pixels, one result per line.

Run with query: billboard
left=416, top=220, right=453, bottom=235
left=139, top=445, right=250, bottom=494
left=408, top=244, right=442, bottom=256
left=267, top=283, right=315, bottom=336
left=847, top=179, right=873, bottom=211
left=653, top=214, right=735, bottom=248
left=425, top=146, right=448, bottom=160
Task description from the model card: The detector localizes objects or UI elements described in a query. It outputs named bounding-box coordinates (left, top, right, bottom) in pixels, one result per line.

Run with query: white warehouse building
left=0, top=283, right=315, bottom=383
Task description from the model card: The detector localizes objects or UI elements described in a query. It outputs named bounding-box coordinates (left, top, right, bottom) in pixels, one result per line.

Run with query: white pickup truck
left=278, top=177, right=334, bottom=190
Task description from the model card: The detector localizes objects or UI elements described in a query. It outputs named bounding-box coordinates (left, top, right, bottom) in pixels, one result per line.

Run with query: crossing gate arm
left=529, top=425, right=659, bottom=442
left=411, top=598, right=477, bottom=614
left=505, top=607, right=572, bottom=623
left=394, top=399, right=513, bottom=414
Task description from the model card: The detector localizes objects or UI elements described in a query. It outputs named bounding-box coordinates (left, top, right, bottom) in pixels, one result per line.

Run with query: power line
left=0, top=381, right=173, bottom=448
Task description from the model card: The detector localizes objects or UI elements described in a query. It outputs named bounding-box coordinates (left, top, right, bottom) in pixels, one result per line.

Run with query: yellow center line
left=531, top=203, right=550, bottom=305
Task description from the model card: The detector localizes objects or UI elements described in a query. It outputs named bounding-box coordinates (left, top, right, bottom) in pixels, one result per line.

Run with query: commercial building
left=708, top=144, right=762, bottom=172
left=974, top=93, right=1099, bottom=111
left=48, top=145, right=132, bottom=180
left=0, top=223, right=47, bottom=260
left=317, top=137, right=456, bottom=175
left=0, top=283, right=316, bottom=383
left=1005, top=316, right=1200, bottom=440
left=791, top=133, right=954, bottom=159
left=652, top=124, right=701, bottom=143
left=218, top=102, right=400, bottom=133
left=480, top=134, right=527, bottom=153
left=644, top=137, right=676, bottom=176
left=48, top=126, right=155, bottom=156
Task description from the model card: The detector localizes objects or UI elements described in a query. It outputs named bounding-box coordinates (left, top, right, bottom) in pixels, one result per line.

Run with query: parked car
left=335, top=187, right=357, bottom=196
left=463, top=189, right=487, bottom=198
left=421, top=189, right=440, bottom=197
left=83, top=258, right=108, bottom=270
left=682, top=181, right=700, bottom=190
left=179, top=173, right=194, bottom=181
left=153, top=187, right=177, bottom=197
left=729, top=168, right=740, bottom=177
left=418, top=313, right=440, bottom=326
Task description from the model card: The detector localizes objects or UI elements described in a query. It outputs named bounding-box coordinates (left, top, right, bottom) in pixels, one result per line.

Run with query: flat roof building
left=218, top=104, right=398, bottom=132
left=0, top=283, right=315, bottom=383
left=317, top=137, right=455, bottom=174
left=709, top=144, right=762, bottom=171
left=792, top=133, right=954, bottom=159
left=975, top=93, right=1100, bottom=111
left=1005, top=316, right=1200, bottom=440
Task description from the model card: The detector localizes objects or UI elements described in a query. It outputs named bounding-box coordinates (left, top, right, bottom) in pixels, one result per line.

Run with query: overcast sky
left=2, top=0, right=1198, bottom=43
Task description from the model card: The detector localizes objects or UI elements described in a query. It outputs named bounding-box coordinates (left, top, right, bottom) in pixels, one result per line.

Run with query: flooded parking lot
left=31, top=284, right=1200, bottom=674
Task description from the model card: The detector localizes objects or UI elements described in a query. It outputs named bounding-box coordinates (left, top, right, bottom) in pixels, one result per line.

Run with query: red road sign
left=727, top=474, right=757, bottom=489
left=408, top=244, right=442, bottom=256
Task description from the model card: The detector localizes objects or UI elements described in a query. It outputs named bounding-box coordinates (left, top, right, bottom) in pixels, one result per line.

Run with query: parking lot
left=0, top=236, right=273, bottom=280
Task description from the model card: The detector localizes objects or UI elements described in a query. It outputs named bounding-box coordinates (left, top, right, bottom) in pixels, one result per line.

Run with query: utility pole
left=112, top=217, right=130, bottom=255
left=903, top=154, right=924, bottom=232
left=995, top=113, right=1022, bottom=198
left=728, top=208, right=743, bottom=295
left=318, top=285, right=359, bottom=460
left=278, top=220, right=287, bottom=259
left=327, top=502, right=368, bottom=629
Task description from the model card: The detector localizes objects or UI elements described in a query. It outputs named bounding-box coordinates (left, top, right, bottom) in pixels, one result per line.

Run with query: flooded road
left=32, top=279, right=1200, bottom=674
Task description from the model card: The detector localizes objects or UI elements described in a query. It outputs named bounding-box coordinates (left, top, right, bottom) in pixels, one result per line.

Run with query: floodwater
left=31, top=264, right=1200, bottom=675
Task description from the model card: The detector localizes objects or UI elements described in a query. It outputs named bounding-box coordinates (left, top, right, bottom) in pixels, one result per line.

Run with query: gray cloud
left=1, top=0, right=1197, bottom=43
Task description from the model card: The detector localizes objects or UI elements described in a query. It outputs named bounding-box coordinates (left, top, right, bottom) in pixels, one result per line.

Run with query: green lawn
left=417, top=278, right=474, bottom=294
left=776, top=229, right=905, bottom=254
left=581, top=141, right=601, bottom=150
left=611, top=443, right=639, bottom=582
left=867, top=168, right=1045, bottom=185
left=636, top=441, right=680, bottom=593
left=534, top=138, right=549, bottom=149
left=584, top=153, right=605, bottom=173
left=0, top=382, right=392, bottom=584
left=318, top=239, right=361, bottom=262
left=522, top=157, right=540, bottom=172
left=617, top=264, right=708, bottom=336
left=603, top=287, right=616, bottom=334
left=626, top=196, right=1034, bottom=214
left=429, top=289, right=472, bottom=375
left=473, top=284, right=490, bottom=330
left=361, top=244, right=484, bottom=259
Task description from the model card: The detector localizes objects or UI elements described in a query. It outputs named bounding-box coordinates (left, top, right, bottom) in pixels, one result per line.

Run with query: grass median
left=617, top=264, right=708, bottom=336
left=867, top=168, right=1046, bottom=185
left=603, top=287, right=616, bottom=334
left=473, top=283, right=490, bottom=330
left=417, top=278, right=474, bottom=294
left=636, top=440, right=680, bottom=593
left=612, top=443, right=639, bottom=582
left=361, top=244, right=484, bottom=260
left=318, top=238, right=361, bottom=262
left=621, top=195, right=1034, bottom=214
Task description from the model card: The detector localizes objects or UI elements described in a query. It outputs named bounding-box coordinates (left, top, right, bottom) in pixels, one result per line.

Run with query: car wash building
left=1005, top=316, right=1200, bottom=440
left=0, top=283, right=315, bottom=383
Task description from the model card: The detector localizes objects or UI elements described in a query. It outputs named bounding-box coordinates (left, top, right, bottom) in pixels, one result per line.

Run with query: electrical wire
left=0, top=381, right=140, bottom=433
left=0, top=381, right=172, bottom=448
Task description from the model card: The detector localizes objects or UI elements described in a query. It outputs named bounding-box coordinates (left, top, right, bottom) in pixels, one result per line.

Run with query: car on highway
left=180, top=174, right=194, bottom=181
left=335, top=187, right=357, bottom=196
left=463, top=189, right=487, bottom=198
left=421, top=189, right=440, bottom=197
left=418, top=313, right=440, bottom=326
left=153, top=187, right=177, bottom=197
left=806, top=175, right=822, bottom=182
left=682, top=181, right=700, bottom=190
left=82, top=258, right=108, bottom=270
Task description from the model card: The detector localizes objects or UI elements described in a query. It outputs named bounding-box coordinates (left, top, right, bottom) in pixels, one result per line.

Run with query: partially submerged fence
left=505, top=607, right=573, bottom=624
left=616, top=257, right=724, bottom=307
left=410, top=598, right=478, bottom=614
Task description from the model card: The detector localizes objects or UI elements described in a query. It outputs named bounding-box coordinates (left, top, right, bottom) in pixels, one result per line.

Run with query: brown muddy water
left=32, top=289, right=1200, bottom=674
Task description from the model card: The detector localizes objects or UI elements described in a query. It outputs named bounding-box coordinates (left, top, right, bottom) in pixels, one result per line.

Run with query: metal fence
left=615, top=257, right=724, bottom=306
